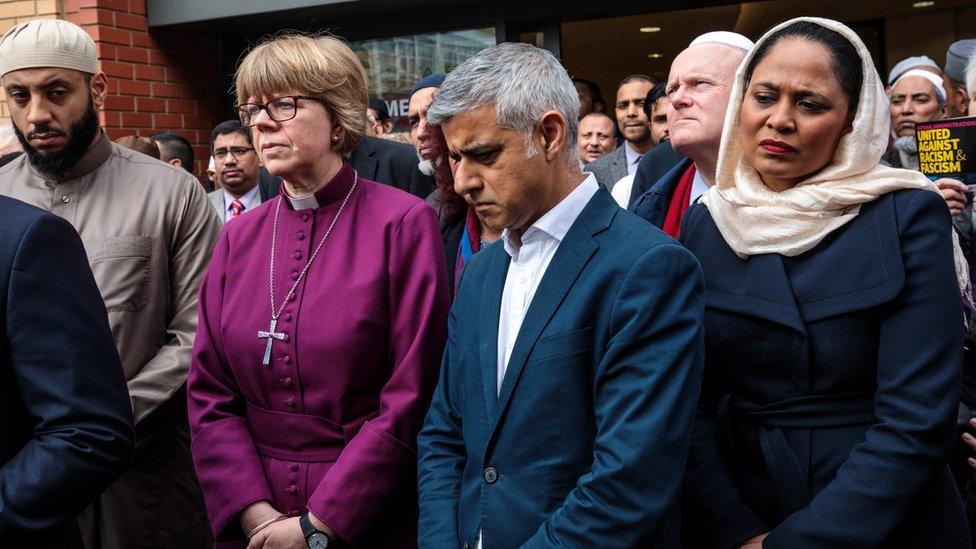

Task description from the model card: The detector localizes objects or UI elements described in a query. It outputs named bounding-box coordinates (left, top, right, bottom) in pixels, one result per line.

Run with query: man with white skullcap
left=0, top=19, right=219, bottom=548
left=885, top=69, right=948, bottom=171
left=630, top=30, right=754, bottom=235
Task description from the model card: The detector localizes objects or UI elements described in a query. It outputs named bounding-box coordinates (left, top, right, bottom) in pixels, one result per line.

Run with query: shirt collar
left=30, top=131, right=113, bottom=182
left=502, top=173, right=599, bottom=257
left=624, top=142, right=643, bottom=166
left=282, top=162, right=357, bottom=211
left=223, top=184, right=260, bottom=211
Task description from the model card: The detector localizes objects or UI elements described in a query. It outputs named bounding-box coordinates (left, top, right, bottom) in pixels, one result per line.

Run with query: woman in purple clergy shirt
left=187, top=33, right=449, bottom=548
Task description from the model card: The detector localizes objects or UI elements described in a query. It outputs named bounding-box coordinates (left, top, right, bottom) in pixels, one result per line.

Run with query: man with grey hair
left=417, top=42, right=704, bottom=548
left=631, top=31, right=754, bottom=235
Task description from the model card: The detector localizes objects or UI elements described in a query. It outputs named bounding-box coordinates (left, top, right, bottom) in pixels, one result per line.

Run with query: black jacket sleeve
left=0, top=213, right=134, bottom=538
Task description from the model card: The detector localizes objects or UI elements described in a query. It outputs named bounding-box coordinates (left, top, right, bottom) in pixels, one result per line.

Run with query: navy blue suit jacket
left=418, top=187, right=705, bottom=548
left=626, top=140, right=685, bottom=210
left=0, top=197, right=134, bottom=547
left=630, top=157, right=693, bottom=229
left=679, top=190, right=969, bottom=548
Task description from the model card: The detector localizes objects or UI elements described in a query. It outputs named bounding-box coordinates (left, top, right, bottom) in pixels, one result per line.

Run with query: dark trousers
left=79, top=388, right=212, bottom=549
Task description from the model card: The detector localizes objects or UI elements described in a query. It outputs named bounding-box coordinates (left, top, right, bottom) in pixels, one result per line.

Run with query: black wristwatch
left=299, top=512, right=329, bottom=549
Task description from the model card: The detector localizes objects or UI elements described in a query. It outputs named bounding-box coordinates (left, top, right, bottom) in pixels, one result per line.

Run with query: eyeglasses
left=236, top=95, right=320, bottom=127
left=213, top=146, right=255, bottom=160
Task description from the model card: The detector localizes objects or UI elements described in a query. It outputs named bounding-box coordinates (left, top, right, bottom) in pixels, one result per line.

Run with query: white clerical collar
left=285, top=192, right=320, bottom=210
left=502, top=174, right=599, bottom=256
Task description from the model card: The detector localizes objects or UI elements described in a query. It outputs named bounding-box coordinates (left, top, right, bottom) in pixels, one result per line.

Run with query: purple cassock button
left=282, top=355, right=291, bottom=364
left=284, top=398, right=296, bottom=408
left=281, top=376, right=293, bottom=388
left=301, top=214, right=309, bottom=222
left=289, top=271, right=299, bottom=280
left=283, top=312, right=292, bottom=321
left=293, top=251, right=303, bottom=260
left=285, top=485, right=298, bottom=494
left=296, top=231, right=305, bottom=240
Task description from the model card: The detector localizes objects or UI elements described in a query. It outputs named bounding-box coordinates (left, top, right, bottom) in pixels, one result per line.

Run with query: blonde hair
left=235, top=33, right=368, bottom=155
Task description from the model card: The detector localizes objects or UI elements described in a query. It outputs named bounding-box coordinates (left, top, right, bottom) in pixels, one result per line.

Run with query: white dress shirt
left=689, top=169, right=710, bottom=206
left=624, top=142, right=644, bottom=176
left=221, top=185, right=260, bottom=222
left=610, top=173, right=635, bottom=207
left=496, top=174, right=599, bottom=394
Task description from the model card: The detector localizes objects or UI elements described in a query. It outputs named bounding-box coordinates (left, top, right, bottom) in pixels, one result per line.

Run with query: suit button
left=483, top=467, right=498, bottom=484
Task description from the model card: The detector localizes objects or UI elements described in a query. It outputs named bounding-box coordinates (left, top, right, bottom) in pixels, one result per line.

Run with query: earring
left=332, top=135, right=339, bottom=141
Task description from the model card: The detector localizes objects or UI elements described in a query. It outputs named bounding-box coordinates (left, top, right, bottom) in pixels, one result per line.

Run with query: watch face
left=309, top=532, right=329, bottom=549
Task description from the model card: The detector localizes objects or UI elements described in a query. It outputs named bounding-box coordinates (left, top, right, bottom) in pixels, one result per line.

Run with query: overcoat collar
left=683, top=195, right=904, bottom=333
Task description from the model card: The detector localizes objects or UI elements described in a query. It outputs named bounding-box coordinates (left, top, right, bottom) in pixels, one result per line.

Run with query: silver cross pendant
left=257, top=318, right=286, bottom=366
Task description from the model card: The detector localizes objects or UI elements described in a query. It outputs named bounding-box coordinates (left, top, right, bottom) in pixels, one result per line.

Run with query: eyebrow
left=458, top=142, right=502, bottom=156
left=5, top=77, right=73, bottom=91
left=753, top=81, right=832, bottom=103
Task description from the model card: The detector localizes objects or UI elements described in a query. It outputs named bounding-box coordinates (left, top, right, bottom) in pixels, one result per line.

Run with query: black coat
left=679, top=189, right=969, bottom=548
left=0, top=197, right=134, bottom=547
left=349, top=135, right=434, bottom=199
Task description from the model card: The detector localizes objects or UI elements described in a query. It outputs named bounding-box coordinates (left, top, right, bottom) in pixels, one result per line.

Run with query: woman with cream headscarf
left=679, top=17, right=970, bottom=548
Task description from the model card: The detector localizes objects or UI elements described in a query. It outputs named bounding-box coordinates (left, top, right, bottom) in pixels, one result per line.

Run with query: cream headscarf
left=699, top=17, right=969, bottom=295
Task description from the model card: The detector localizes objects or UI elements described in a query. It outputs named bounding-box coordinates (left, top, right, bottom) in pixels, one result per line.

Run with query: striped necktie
left=230, top=198, right=245, bottom=220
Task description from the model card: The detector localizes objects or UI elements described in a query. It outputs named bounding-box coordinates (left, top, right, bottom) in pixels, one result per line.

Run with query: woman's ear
left=842, top=109, right=855, bottom=136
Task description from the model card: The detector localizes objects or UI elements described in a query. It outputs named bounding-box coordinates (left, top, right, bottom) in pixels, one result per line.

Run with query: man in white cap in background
left=886, top=69, right=948, bottom=171
left=630, top=31, right=754, bottom=236
left=0, top=19, right=219, bottom=548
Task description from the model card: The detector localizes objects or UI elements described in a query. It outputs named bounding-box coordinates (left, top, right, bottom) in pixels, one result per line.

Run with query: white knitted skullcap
left=689, top=31, right=755, bottom=52
left=893, top=69, right=947, bottom=102
left=0, top=19, right=98, bottom=77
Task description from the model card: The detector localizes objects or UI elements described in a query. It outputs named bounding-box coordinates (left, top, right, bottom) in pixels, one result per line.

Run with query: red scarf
left=662, top=163, right=697, bottom=238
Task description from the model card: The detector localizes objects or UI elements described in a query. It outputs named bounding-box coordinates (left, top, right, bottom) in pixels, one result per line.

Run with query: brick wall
left=0, top=0, right=224, bottom=180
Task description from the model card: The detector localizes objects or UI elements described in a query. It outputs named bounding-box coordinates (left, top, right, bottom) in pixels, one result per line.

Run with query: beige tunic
left=0, top=133, right=221, bottom=423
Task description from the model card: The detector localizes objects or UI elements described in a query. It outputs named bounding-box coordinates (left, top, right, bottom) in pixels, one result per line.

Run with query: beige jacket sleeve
left=128, top=176, right=221, bottom=424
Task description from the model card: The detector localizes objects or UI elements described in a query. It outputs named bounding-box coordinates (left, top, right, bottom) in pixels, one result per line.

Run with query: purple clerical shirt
left=188, top=163, right=449, bottom=547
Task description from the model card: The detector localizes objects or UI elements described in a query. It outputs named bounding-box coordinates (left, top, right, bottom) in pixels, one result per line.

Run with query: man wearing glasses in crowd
left=207, top=120, right=263, bottom=223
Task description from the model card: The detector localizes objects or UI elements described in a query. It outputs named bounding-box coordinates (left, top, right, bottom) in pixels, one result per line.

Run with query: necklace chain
left=268, top=171, right=358, bottom=320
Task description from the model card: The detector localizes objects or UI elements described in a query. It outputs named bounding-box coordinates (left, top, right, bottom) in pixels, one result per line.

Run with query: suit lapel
left=488, top=190, right=614, bottom=438
left=612, top=146, right=628, bottom=182
left=479, top=246, right=509, bottom=415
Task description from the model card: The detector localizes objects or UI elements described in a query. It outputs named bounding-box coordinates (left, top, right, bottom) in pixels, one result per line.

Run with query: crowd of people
left=2, top=12, right=976, bottom=549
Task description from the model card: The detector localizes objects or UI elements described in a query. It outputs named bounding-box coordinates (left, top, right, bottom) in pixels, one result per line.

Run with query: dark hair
left=149, top=131, right=194, bottom=172
left=643, top=82, right=667, bottom=118
left=744, top=21, right=862, bottom=114
left=580, top=110, right=614, bottom=124
left=617, top=74, right=654, bottom=90
left=368, top=97, right=391, bottom=122
left=209, top=120, right=252, bottom=149
left=572, top=78, right=604, bottom=105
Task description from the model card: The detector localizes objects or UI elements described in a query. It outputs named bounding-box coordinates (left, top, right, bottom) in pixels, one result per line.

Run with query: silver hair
left=428, top=42, right=580, bottom=165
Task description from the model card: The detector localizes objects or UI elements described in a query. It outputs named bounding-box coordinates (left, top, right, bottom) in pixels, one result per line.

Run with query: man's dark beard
left=14, top=99, right=100, bottom=173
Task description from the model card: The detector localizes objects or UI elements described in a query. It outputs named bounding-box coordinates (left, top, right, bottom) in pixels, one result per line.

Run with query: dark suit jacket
left=585, top=144, right=628, bottom=192
left=0, top=197, right=134, bottom=547
left=679, top=190, right=969, bottom=548
left=630, top=157, right=693, bottom=229
left=627, top=140, right=684, bottom=209
left=418, top=188, right=705, bottom=548
left=348, top=135, right=434, bottom=199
